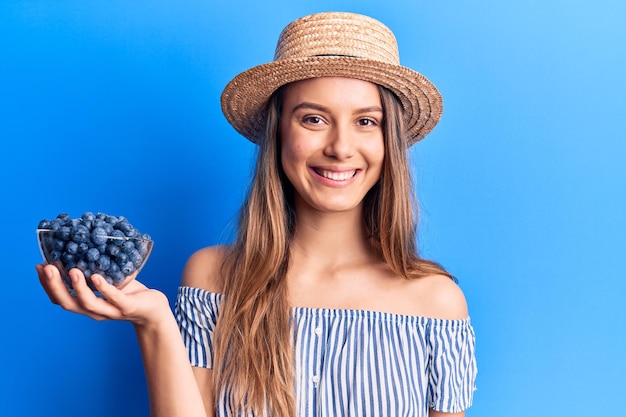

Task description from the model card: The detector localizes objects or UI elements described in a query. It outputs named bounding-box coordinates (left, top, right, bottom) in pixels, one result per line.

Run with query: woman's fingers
left=37, top=264, right=107, bottom=320
left=91, top=274, right=161, bottom=325
left=36, top=264, right=60, bottom=305
left=38, top=264, right=79, bottom=310
left=70, top=269, right=124, bottom=320
left=90, top=274, right=136, bottom=318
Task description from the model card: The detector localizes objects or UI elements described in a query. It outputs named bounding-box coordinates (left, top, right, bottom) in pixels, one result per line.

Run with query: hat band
left=314, top=53, right=361, bottom=59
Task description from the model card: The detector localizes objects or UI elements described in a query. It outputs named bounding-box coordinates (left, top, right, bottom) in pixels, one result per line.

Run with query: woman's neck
left=289, top=204, right=374, bottom=268
left=286, top=200, right=399, bottom=311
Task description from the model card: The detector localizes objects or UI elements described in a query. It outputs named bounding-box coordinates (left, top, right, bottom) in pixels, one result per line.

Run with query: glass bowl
left=37, top=228, right=153, bottom=294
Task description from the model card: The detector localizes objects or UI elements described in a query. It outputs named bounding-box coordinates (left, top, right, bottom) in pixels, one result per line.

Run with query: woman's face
left=279, top=77, right=385, bottom=214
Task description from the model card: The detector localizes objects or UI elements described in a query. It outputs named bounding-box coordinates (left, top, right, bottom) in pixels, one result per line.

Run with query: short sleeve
left=174, top=286, right=223, bottom=369
left=427, top=317, right=478, bottom=413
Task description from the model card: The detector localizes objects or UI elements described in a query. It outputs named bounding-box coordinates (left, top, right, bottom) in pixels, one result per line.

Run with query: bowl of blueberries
left=37, top=212, right=153, bottom=294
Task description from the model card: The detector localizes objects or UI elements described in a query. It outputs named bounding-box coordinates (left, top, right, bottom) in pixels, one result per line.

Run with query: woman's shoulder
left=180, top=244, right=230, bottom=293
left=403, top=273, right=469, bottom=320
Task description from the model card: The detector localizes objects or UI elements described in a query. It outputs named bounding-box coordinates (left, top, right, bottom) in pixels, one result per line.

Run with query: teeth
left=318, top=169, right=356, bottom=181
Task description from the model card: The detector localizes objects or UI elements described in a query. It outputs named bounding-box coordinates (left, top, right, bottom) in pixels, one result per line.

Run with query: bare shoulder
left=407, top=274, right=469, bottom=320
left=180, top=244, right=230, bottom=293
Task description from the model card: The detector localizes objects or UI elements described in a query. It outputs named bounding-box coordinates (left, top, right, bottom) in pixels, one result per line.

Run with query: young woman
left=37, top=11, right=477, bottom=417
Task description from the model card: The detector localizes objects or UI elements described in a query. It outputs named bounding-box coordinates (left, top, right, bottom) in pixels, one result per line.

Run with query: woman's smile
left=311, top=167, right=360, bottom=184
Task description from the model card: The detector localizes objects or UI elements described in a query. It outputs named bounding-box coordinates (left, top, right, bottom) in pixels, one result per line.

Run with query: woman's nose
left=324, top=124, right=355, bottom=160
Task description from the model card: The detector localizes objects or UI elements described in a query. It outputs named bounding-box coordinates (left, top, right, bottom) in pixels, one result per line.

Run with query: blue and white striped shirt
left=175, top=286, right=477, bottom=416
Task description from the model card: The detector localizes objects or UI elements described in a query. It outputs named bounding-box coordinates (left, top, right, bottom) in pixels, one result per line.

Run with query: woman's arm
left=36, top=264, right=207, bottom=417
left=134, top=309, right=208, bottom=417
left=176, top=245, right=229, bottom=417
left=415, top=275, right=475, bottom=417
left=191, top=367, right=215, bottom=417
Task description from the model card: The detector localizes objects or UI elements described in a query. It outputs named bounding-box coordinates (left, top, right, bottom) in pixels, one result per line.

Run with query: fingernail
left=91, top=275, right=100, bottom=286
left=70, top=272, right=79, bottom=283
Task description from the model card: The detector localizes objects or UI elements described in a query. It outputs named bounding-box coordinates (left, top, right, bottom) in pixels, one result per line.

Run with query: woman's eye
left=358, top=118, right=378, bottom=127
left=303, top=116, right=323, bottom=124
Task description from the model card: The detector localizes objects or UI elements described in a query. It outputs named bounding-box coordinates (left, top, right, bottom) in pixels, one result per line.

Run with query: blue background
left=1, top=1, right=625, bottom=416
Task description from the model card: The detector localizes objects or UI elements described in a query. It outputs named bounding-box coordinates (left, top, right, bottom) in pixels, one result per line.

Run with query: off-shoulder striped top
left=175, top=286, right=477, bottom=416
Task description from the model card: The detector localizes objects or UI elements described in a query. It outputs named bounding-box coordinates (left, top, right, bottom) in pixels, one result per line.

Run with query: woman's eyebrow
left=290, top=102, right=383, bottom=115
left=353, top=106, right=383, bottom=115
left=290, top=102, right=329, bottom=114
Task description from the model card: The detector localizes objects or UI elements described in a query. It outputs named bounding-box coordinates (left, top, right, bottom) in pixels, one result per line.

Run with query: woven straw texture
left=221, top=12, right=443, bottom=146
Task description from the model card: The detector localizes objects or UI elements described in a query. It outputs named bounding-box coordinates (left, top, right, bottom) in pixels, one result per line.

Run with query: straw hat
left=221, top=11, right=443, bottom=146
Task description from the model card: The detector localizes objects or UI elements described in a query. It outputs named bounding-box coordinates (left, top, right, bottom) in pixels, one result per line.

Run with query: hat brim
left=220, top=55, right=443, bottom=146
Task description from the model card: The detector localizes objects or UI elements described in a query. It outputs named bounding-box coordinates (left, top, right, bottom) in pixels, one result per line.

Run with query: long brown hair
left=213, top=83, right=451, bottom=416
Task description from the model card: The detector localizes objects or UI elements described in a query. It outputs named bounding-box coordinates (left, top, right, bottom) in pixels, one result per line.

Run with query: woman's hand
left=37, top=263, right=209, bottom=417
left=36, top=263, right=170, bottom=327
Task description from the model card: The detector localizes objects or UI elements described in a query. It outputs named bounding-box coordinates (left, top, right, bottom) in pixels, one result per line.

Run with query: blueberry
left=38, top=219, right=51, bottom=229
left=108, top=263, right=124, bottom=283
left=116, top=221, right=133, bottom=235
left=106, top=243, right=120, bottom=257
left=110, top=229, right=126, bottom=245
left=136, top=241, right=149, bottom=256
left=103, top=223, right=114, bottom=235
left=92, top=218, right=105, bottom=229
left=91, top=227, right=108, bottom=246
left=109, top=262, right=120, bottom=273
left=120, top=261, right=135, bottom=275
left=49, top=219, right=63, bottom=231
left=86, top=247, right=100, bottom=262
left=127, top=248, right=143, bottom=267
left=76, top=259, right=88, bottom=269
left=56, top=213, right=71, bottom=223
left=122, top=240, right=135, bottom=252
left=77, top=242, right=89, bottom=254
left=116, top=252, right=129, bottom=265
left=72, top=224, right=90, bottom=243
left=66, top=241, right=79, bottom=255
left=61, top=252, right=75, bottom=265
left=58, top=226, right=72, bottom=241
left=82, top=212, right=95, bottom=222
left=95, top=255, right=111, bottom=271
left=52, top=238, right=65, bottom=251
